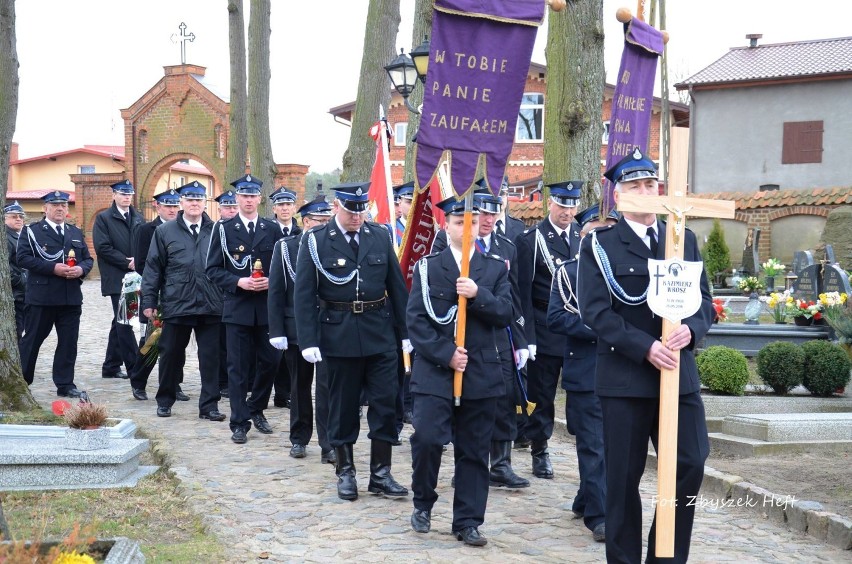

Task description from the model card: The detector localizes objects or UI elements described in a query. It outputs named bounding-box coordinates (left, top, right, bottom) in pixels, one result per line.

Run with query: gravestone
left=741, top=227, right=760, bottom=276
left=792, top=250, right=815, bottom=277
left=822, top=263, right=852, bottom=295
left=795, top=264, right=820, bottom=301
left=825, top=244, right=838, bottom=265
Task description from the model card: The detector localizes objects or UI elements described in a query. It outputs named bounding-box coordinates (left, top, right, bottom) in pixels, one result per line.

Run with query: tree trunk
left=402, top=0, right=432, bottom=183
left=0, top=0, right=38, bottom=411
left=543, top=0, right=605, bottom=208
left=341, top=0, right=401, bottom=182
left=247, top=0, right=277, bottom=216
left=226, top=0, right=248, bottom=188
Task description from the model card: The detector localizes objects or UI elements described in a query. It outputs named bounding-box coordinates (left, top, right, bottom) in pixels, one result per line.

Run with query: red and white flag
left=368, top=116, right=394, bottom=228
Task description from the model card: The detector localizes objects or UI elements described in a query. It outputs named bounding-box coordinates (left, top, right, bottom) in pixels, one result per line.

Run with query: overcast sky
left=12, top=0, right=849, bottom=174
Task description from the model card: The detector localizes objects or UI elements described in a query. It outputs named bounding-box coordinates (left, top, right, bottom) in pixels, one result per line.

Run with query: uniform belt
left=320, top=297, right=386, bottom=314
left=533, top=299, right=549, bottom=310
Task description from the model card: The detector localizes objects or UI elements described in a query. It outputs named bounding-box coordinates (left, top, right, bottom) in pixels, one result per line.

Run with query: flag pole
left=378, top=105, right=398, bottom=253
left=453, top=189, right=474, bottom=405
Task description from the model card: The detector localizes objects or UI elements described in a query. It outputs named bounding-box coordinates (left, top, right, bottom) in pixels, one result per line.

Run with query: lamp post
left=385, top=36, right=430, bottom=115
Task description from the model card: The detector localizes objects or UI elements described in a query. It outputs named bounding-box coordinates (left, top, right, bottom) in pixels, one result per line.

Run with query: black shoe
left=321, top=449, right=337, bottom=465
left=571, top=509, right=584, bottom=520
left=531, top=441, right=554, bottom=479
left=367, top=440, right=408, bottom=497
left=514, top=437, right=531, bottom=449
left=273, top=396, right=290, bottom=408
left=290, top=444, right=306, bottom=458
left=454, top=526, right=487, bottom=547
left=199, top=410, right=226, bottom=422
left=156, top=406, right=171, bottom=417
left=102, top=370, right=128, bottom=379
left=57, top=388, right=82, bottom=398
left=252, top=414, right=273, bottom=434
left=132, top=388, right=148, bottom=401
left=410, top=509, right=431, bottom=533
left=219, top=388, right=229, bottom=398
left=489, top=440, right=530, bottom=489
left=403, top=410, right=413, bottom=424
left=176, top=388, right=190, bottom=401
left=592, top=523, right=606, bottom=542
left=391, top=436, right=403, bottom=446
left=231, top=428, right=248, bottom=444
left=335, top=444, right=358, bottom=500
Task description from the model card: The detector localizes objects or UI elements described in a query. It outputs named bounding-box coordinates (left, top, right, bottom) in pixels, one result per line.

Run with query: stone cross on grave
left=171, top=22, right=195, bottom=65
left=616, top=181, right=734, bottom=556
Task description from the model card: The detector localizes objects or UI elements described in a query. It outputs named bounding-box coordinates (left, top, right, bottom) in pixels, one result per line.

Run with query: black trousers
left=600, top=393, right=709, bottom=564
left=217, top=322, right=228, bottom=390
left=225, top=323, right=278, bottom=432
left=274, top=349, right=291, bottom=403
left=14, top=300, right=26, bottom=342
left=524, top=352, right=563, bottom=442
left=102, top=293, right=139, bottom=375
left=129, top=313, right=184, bottom=391
left=491, top=355, right=518, bottom=441
left=19, top=304, right=81, bottom=392
left=394, top=346, right=410, bottom=435
left=566, top=390, right=606, bottom=531
left=286, top=344, right=330, bottom=451
left=410, top=393, right=497, bottom=531
left=325, top=351, right=398, bottom=446
left=156, top=318, right=220, bottom=413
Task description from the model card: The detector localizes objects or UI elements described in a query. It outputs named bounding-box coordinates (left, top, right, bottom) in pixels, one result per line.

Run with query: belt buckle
left=352, top=300, right=364, bottom=314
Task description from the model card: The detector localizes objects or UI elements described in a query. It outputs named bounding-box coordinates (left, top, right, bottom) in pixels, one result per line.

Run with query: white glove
left=269, top=337, right=288, bottom=350
left=401, top=339, right=414, bottom=354
left=515, top=348, right=530, bottom=370
left=527, top=344, right=537, bottom=362
left=302, top=347, right=323, bottom=363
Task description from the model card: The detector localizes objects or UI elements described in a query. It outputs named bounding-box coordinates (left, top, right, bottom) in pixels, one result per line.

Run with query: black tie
left=496, top=220, right=504, bottom=236
left=561, top=230, right=571, bottom=252
left=123, top=212, right=130, bottom=226
left=647, top=226, right=658, bottom=256
left=248, top=221, right=255, bottom=238
left=282, top=227, right=289, bottom=237
left=347, top=231, right=359, bottom=255
left=476, top=238, right=487, bottom=253
left=190, top=224, right=198, bottom=239
left=56, top=225, right=63, bottom=238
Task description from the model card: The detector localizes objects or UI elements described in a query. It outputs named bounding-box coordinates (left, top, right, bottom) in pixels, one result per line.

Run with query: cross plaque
left=171, top=22, right=195, bottom=65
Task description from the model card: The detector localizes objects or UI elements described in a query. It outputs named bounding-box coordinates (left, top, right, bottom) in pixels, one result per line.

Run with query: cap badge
left=193, top=181, right=199, bottom=187
left=54, top=191, right=60, bottom=197
left=632, top=147, right=642, bottom=160
left=246, top=175, right=252, bottom=182
left=355, top=187, right=363, bottom=196
left=567, top=183, right=573, bottom=190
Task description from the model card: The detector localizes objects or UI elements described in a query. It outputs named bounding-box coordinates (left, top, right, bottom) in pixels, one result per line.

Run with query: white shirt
left=478, top=233, right=492, bottom=252
left=239, top=213, right=259, bottom=232
left=623, top=216, right=658, bottom=251
left=45, top=218, right=65, bottom=234
left=547, top=217, right=571, bottom=239
left=182, top=216, right=200, bottom=232
left=335, top=218, right=359, bottom=244
left=450, top=246, right=477, bottom=272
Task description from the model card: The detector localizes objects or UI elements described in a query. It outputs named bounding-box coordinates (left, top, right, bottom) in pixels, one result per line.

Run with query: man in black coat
left=268, top=196, right=335, bottom=463
left=5, top=201, right=28, bottom=341
left=214, top=190, right=239, bottom=398
left=407, top=197, right=514, bottom=546
left=127, top=189, right=181, bottom=401
left=206, top=174, right=280, bottom=444
left=142, top=182, right=224, bottom=421
left=17, top=191, right=94, bottom=397
left=294, top=182, right=410, bottom=501
left=577, top=149, right=713, bottom=563
left=92, top=179, right=143, bottom=379
left=515, top=181, right=582, bottom=478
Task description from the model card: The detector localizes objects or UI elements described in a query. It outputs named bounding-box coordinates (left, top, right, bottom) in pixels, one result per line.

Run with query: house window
left=394, top=122, right=407, bottom=146
left=78, top=165, right=95, bottom=174
left=516, top=93, right=544, bottom=142
left=782, top=121, right=823, bottom=164
left=602, top=121, right=610, bottom=145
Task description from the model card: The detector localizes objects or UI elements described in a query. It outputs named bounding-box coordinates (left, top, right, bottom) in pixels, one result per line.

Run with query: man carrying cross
left=577, top=148, right=714, bottom=563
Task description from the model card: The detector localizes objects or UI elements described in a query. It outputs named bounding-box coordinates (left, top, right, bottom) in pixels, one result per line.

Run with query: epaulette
left=282, top=233, right=298, bottom=242
left=482, top=253, right=507, bottom=263
left=422, top=252, right=440, bottom=260
left=494, top=232, right=516, bottom=247
left=589, top=224, right=615, bottom=234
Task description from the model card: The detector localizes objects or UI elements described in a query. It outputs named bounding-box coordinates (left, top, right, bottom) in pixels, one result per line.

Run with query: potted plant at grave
left=761, top=258, right=785, bottom=293
left=822, top=292, right=852, bottom=354
left=63, top=400, right=110, bottom=451
left=737, top=276, right=764, bottom=295
left=787, top=298, right=823, bottom=326
left=711, top=298, right=731, bottom=323
left=761, top=290, right=793, bottom=324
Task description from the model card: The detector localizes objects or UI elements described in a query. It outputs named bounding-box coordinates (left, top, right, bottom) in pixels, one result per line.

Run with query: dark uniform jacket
left=141, top=212, right=222, bottom=320
left=577, top=219, right=714, bottom=398
left=17, top=220, right=93, bottom=306
left=546, top=260, right=597, bottom=392
left=503, top=213, right=526, bottom=244
left=516, top=217, right=581, bottom=356
left=6, top=229, right=27, bottom=302
left=294, top=220, right=408, bottom=357
left=407, top=250, right=513, bottom=400
left=206, top=215, right=279, bottom=326
left=92, top=202, right=144, bottom=296
left=268, top=235, right=300, bottom=342
left=133, top=216, right=164, bottom=277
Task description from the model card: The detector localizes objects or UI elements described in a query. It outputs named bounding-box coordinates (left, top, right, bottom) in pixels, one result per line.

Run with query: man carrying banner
left=577, top=150, right=712, bottom=563
left=516, top=182, right=582, bottom=478
left=294, top=182, right=410, bottom=501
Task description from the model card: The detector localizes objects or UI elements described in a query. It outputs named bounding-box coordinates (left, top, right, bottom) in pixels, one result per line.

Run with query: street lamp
left=384, top=48, right=419, bottom=114
left=410, top=35, right=430, bottom=83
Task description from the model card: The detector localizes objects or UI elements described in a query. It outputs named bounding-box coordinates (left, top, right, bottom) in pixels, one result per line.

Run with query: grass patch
left=0, top=407, right=64, bottom=426
left=0, top=431, right=225, bottom=562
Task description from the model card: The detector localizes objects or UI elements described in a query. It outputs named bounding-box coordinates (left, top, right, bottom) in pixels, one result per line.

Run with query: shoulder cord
left=554, top=266, right=580, bottom=315
left=590, top=230, right=647, bottom=305
left=26, top=228, right=64, bottom=262
left=418, top=258, right=457, bottom=325
left=307, top=232, right=359, bottom=292
left=218, top=224, right=251, bottom=271
left=534, top=228, right=557, bottom=277
left=281, top=240, right=296, bottom=282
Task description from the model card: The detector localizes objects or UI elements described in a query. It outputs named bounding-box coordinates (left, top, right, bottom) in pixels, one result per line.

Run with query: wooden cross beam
left=617, top=186, right=734, bottom=557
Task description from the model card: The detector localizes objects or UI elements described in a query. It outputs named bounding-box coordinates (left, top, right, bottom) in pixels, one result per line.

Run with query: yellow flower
left=54, top=552, right=96, bottom=564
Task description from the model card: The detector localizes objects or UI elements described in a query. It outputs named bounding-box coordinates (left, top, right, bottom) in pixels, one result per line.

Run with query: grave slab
left=723, top=412, right=852, bottom=442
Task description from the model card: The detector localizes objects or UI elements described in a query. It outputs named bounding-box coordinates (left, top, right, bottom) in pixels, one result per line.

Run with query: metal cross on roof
left=170, top=22, right=195, bottom=65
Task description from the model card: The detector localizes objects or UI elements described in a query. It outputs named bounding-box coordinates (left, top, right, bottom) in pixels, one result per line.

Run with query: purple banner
left=415, top=0, right=544, bottom=197
left=602, top=17, right=664, bottom=213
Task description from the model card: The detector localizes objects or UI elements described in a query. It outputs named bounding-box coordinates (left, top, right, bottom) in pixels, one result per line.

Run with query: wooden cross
left=616, top=138, right=735, bottom=557
left=171, top=22, right=195, bottom=65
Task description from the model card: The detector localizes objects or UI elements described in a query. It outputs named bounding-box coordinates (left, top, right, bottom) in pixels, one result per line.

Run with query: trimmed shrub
left=696, top=346, right=749, bottom=395
left=800, top=340, right=851, bottom=396
left=702, top=219, right=731, bottom=282
left=756, top=341, right=805, bottom=395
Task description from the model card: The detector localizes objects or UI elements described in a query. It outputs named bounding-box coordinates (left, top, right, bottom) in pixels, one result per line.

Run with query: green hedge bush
left=800, top=340, right=851, bottom=396
left=756, top=341, right=805, bottom=395
left=696, top=346, right=750, bottom=395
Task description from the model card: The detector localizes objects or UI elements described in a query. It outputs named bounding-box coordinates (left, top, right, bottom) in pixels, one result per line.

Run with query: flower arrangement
left=787, top=298, right=823, bottom=320
left=140, top=310, right=164, bottom=366
left=761, top=258, right=786, bottom=277
left=63, top=401, right=108, bottom=430
left=712, top=298, right=731, bottom=322
left=761, top=290, right=794, bottom=323
left=117, top=272, right=143, bottom=324
left=737, top=276, right=765, bottom=293
left=820, top=292, right=852, bottom=343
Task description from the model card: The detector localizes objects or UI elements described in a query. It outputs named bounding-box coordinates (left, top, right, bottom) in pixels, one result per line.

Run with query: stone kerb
left=702, top=395, right=852, bottom=418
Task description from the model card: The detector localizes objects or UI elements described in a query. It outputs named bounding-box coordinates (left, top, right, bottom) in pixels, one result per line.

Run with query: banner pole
left=453, top=189, right=474, bottom=406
